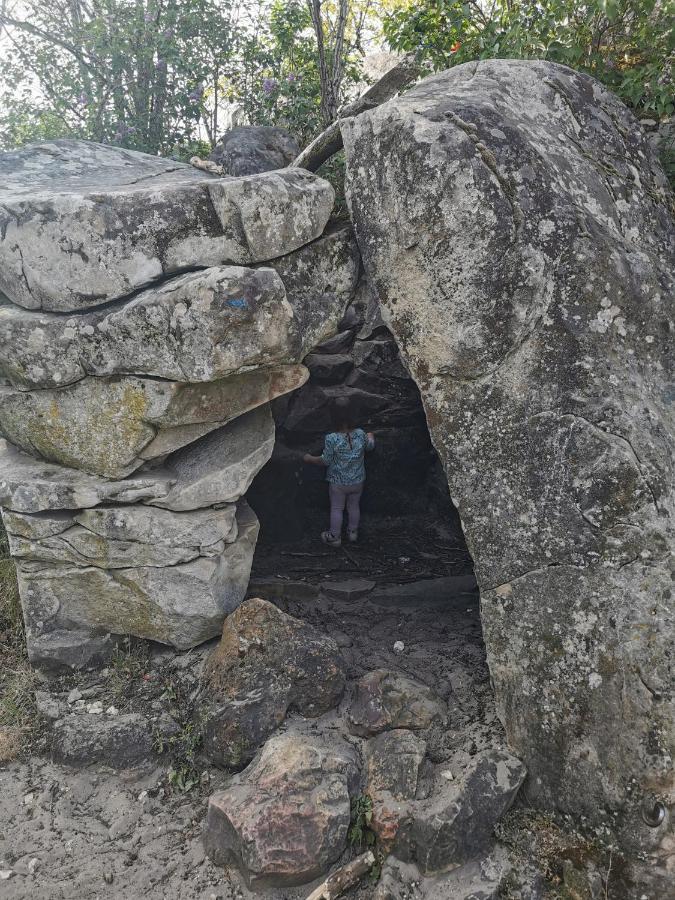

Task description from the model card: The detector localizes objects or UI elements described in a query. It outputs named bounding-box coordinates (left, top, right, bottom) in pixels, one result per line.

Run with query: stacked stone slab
left=0, top=139, right=360, bottom=669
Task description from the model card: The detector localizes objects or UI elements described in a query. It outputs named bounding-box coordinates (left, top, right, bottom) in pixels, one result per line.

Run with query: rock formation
left=209, top=125, right=300, bottom=176
left=341, top=59, right=674, bottom=848
left=0, top=139, right=359, bottom=669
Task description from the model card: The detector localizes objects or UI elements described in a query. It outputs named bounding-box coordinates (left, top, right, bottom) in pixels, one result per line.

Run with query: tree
left=0, top=0, right=239, bottom=155
left=383, top=1, right=674, bottom=119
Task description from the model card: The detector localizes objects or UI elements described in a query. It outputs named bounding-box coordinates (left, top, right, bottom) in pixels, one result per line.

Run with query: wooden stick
left=189, top=156, right=224, bottom=176
left=291, top=53, right=423, bottom=172
left=305, top=851, right=376, bottom=900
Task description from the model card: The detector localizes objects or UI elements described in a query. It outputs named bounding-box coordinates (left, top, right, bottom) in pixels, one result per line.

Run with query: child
left=303, top=397, right=375, bottom=547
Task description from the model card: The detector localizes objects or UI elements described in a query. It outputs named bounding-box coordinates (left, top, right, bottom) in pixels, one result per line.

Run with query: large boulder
left=16, top=501, right=259, bottom=656
left=203, top=727, right=359, bottom=888
left=201, top=597, right=346, bottom=768
left=341, top=59, right=674, bottom=844
left=263, top=224, right=362, bottom=357
left=3, top=504, right=239, bottom=568
left=0, top=403, right=275, bottom=514
left=0, top=266, right=297, bottom=389
left=0, top=140, right=333, bottom=311
left=209, top=125, right=300, bottom=176
left=0, top=365, right=306, bottom=478
left=395, top=750, right=526, bottom=875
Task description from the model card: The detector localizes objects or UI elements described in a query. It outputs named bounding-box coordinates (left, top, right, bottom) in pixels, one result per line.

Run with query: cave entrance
left=246, top=290, right=501, bottom=766
left=247, top=293, right=474, bottom=588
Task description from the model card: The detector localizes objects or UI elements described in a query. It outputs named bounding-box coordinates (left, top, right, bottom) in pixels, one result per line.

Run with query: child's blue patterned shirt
left=321, top=429, right=374, bottom=485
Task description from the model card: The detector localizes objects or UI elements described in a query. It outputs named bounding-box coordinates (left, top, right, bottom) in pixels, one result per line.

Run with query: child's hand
left=303, top=453, right=313, bottom=464
left=366, top=431, right=375, bottom=440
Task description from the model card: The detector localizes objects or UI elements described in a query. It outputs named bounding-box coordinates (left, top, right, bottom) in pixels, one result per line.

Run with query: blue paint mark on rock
left=226, top=298, right=248, bottom=310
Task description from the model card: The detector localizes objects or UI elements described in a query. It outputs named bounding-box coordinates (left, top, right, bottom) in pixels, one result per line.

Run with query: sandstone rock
left=365, top=729, right=426, bottom=800
left=17, top=502, right=259, bottom=652
left=209, top=126, right=300, bottom=176
left=201, top=598, right=346, bottom=768
left=151, top=404, right=275, bottom=511
left=342, top=59, right=674, bottom=837
left=264, top=224, right=361, bottom=358
left=26, top=628, right=115, bottom=672
left=4, top=504, right=238, bottom=568
left=365, top=730, right=425, bottom=853
left=348, top=669, right=446, bottom=737
left=0, top=266, right=298, bottom=390
left=50, top=711, right=169, bottom=768
left=396, top=750, right=526, bottom=875
left=203, top=728, right=359, bottom=887
left=0, top=403, right=274, bottom=513
left=0, top=438, right=174, bottom=513
left=0, top=365, right=305, bottom=478
left=0, top=140, right=333, bottom=311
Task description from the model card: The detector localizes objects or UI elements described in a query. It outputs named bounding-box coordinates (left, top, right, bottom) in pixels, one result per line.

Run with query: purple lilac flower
left=262, top=77, right=278, bottom=95
left=144, top=11, right=154, bottom=22
left=286, top=73, right=296, bottom=83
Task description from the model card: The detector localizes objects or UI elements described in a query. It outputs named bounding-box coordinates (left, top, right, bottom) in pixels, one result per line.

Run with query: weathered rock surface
left=17, top=502, right=259, bottom=657
left=0, top=140, right=333, bottom=311
left=203, top=727, right=359, bottom=887
left=366, top=730, right=427, bottom=853
left=0, top=266, right=302, bottom=390
left=348, top=669, right=446, bottom=737
left=342, top=58, right=675, bottom=838
left=4, top=504, right=239, bottom=568
left=264, top=224, right=361, bottom=357
left=374, top=851, right=515, bottom=900
left=366, top=729, right=426, bottom=800
left=151, top=403, right=275, bottom=511
left=0, top=403, right=275, bottom=513
left=201, top=598, right=346, bottom=767
left=209, top=125, right=300, bottom=176
left=0, top=438, right=173, bottom=513
left=396, top=750, right=526, bottom=875
left=0, top=365, right=305, bottom=477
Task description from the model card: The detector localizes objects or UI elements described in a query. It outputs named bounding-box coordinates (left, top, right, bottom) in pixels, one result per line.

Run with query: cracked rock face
left=0, top=365, right=306, bottom=478
left=0, top=139, right=358, bottom=667
left=0, top=139, right=334, bottom=311
left=16, top=501, right=259, bottom=656
left=342, top=59, right=674, bottom=844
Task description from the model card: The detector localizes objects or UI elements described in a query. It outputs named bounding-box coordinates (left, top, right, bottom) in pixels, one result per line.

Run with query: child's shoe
left=321, top=531, right=342, bottom=547
left=347, top=529, right=358, bottom=543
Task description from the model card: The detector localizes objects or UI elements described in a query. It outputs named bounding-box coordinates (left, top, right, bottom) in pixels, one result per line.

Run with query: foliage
left=383, top=1, right=674, bottom=119
left=110, top=637, right=151, bottom=698
left=225, top=0, right=366, bottom=145
left=0, top=0, right=239, bottom=154
left=348, top=793, right=376, bottom=848
left=0, top=0, right=369, bottom=153
left=0, top=519, right=36, bottom=761
left=153, top=684, right=203, bottom=794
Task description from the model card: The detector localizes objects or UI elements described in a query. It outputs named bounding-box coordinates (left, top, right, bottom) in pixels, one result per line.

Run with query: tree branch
left=291, top=52, right=422, bottom=172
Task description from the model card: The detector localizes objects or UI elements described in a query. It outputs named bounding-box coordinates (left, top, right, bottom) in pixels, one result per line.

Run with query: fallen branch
left=305, top=851, right=376, bottom=900
left=291, top=53, right=423, bottom=172
left=189, top=156, right=224, bottom=176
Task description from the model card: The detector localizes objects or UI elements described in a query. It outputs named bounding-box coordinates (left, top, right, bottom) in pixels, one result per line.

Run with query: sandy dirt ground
left=1, top=518, right=503, bottom=900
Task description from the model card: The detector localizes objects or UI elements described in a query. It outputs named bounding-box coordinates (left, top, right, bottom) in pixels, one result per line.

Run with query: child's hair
left=330, top=396, right=358, bottom=432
